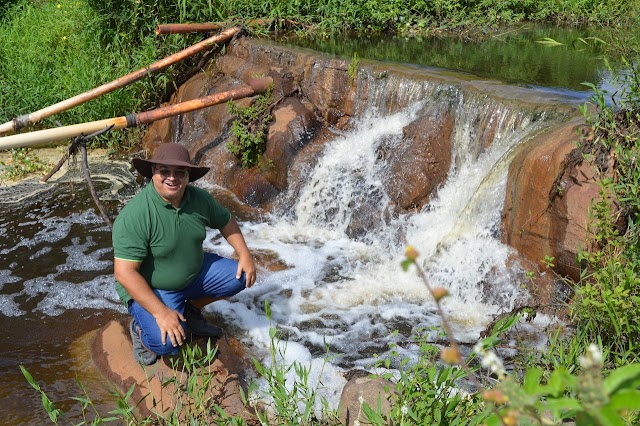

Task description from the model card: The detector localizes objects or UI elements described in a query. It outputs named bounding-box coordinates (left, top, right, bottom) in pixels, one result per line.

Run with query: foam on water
left=197, top=102, right=559, bottom=412
left=0, top=163, right=132, bottom=317
left=0, top=101, right=564, bottom=415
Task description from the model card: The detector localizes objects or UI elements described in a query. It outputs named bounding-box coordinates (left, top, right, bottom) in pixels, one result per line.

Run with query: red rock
left=92, top=319, right=257, bottom=423
left=502, top=117, right=601, bottom=282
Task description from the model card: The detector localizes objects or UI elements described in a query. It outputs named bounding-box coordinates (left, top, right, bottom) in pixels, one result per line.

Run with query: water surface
left=275, top=25, right=609, bottom=94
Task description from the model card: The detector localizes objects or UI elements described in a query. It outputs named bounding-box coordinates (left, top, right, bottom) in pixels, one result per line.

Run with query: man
left=112, top=143, right=256, bottom=365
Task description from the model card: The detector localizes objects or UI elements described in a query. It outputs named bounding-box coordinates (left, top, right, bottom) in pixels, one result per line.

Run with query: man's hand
left=220, top=217, right=258, bottom=288
left=154, top=306, right=187, bottom=347
left=115, top=258, right=187, bottom=348
left=237, top=253, right=257, bottom=287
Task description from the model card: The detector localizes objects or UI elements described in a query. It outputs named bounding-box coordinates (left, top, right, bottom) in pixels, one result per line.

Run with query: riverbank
left=0, top=147, right=115, bottom=187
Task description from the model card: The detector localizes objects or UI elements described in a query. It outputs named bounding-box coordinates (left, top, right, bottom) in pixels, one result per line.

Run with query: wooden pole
left=0, top=27, right=242, bottom=136
left=156, top=19, right=272, bottom=35
left=0, top=77, right=273, bottom=151
left=156, top=23, right=225, bottom=34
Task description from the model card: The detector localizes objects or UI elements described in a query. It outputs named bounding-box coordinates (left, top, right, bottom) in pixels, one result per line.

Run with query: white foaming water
left=202, top=102, right=554, bottom=412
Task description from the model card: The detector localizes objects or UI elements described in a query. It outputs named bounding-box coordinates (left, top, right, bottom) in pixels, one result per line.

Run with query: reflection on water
left=274, top=25, right=608, bottom=92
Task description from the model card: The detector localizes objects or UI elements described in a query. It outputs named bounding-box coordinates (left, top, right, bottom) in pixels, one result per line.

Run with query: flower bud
left=502, top=410, right=518, bottom=426
left=432, top=287, right=449, bottom=302
left=440, top=347, right=462, bottom=365
left=405, top=246, right=419, bottom=261
left=481, top=389, right=508, bottom=405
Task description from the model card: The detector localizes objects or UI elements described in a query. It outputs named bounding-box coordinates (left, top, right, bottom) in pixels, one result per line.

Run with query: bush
left=572, top=59, right=640, bottom=367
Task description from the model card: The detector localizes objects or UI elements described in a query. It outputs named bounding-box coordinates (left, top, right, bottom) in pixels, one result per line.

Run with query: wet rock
left=263, top=97, right=322, bottom=191
left=338, top=375, right=397, bottom=425
left=92, top=318, right=257, bottom=423
left=502, top=116, right=601, bottom=282
left=382, top=109, right=455, bottom=211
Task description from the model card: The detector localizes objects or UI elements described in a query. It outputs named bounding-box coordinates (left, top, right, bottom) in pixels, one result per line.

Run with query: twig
left=76, top=127, right=114, bottom=229
left=40, top=139, right=81, bottom=183
left=43, top=126, right=115, bottom=227
left=79, top=139, right=112, bottom=229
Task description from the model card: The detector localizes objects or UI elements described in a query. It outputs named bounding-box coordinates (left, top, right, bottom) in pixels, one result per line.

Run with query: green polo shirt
left=112, top=183, right=231, bottom=306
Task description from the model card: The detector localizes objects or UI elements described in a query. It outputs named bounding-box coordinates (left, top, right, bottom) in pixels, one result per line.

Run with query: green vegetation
left=0, top=2, right=160, bottom=142
left=226, top=89, right=273, bottom=168
left=0, top=148, right=50, bottom=180
left=570, top=58, right=640, bottom=368
left=348, top=52, right=360, bottom=85
left=1, top=0, right=638, bottom=153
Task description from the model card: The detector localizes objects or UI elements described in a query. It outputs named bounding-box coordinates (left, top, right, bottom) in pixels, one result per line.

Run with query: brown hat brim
left=132, top=158, right=210, bottom=182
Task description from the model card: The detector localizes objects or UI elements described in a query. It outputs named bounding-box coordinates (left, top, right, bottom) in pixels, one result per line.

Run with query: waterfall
left=202, top=87, right=566, bottom=411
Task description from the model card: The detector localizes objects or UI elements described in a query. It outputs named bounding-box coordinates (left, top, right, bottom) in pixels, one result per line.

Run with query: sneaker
left=129, top=319, right=160, bottom=366
left=183, top=303, right=223, bottom=338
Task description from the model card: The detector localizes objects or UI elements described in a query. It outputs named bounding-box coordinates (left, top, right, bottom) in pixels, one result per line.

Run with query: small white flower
left=401, top=404, right=409, bottom=415
left=480, top=350, right=506, bottom=376
left=473, top=341, right=485, bottom=356
left=588, top=343, right=603, bottom=365
left=358, top=395, right=365, bottom=405
left=579, top=343, right=603, bottom=369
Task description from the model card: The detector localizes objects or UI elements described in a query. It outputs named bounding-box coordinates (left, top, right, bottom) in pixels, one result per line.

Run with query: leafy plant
left=226, top=89, right=273, bottom=168
left=363, top=331, right=487, bottom=425
left=398, top=246, right=640, bottom=426
left=1, top=148, right=50, bottom=180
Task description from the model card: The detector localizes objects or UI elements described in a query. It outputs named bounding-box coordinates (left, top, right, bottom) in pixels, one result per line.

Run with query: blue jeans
left=128, top=253, right=246, bottom=355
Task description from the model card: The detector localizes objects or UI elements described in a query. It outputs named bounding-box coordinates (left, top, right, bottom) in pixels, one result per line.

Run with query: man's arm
left=114, top=258, right=186, bottom=348
left=219, top=217, right=257, bottom=287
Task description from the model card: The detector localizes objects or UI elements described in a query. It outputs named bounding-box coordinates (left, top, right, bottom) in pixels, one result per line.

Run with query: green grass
left=0, top=0, right=180, bottom=151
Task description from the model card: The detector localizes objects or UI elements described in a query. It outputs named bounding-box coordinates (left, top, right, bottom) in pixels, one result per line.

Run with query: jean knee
left=141, top=325, right=185, bottom=356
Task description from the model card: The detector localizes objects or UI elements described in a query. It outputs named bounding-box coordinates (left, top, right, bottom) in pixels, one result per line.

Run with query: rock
left=502, top=117, right=601, bottom=282
left=263, top=97, right=322, bottom=191
left=382, top=108, right=455, bottom=211
left=92, top=318, right=257, bottom=423
left=338, top=375, right=397, bottom=425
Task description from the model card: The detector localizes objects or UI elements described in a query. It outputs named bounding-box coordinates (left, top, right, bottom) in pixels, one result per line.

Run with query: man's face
left=152, top=165, right=189, bottom=206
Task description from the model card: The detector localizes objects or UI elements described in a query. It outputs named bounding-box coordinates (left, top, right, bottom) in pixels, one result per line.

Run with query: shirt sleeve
left=112, top=213, right=149, bottom=262
left=205, top=192, right=231, bottom=229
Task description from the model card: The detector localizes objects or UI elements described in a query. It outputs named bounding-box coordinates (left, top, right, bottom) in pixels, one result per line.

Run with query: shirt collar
left=147, top=183, right=190, bottom=208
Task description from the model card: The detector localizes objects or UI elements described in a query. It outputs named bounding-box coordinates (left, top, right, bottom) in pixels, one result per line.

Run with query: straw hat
left=132, top=143, right=210, bottom=182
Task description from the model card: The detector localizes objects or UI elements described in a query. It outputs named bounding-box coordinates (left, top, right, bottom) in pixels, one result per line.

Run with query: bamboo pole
left=0, top=77, right=272, bottom=151
left=156, top=19, right=272, bottom=35
left=156, top=23, right=225, bottom=34
left=0, top=27, right=242, bottom=136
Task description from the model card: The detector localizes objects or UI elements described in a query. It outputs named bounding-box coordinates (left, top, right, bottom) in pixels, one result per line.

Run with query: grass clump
left=0, top=148, right=50, bottom=180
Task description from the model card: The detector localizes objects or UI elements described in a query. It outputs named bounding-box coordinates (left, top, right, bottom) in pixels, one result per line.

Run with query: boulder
left=92, top=318, right=257, bottom=423
left=382, top=108, right=455, bottom=211
left=502, top=116, right=600, bottom=282
left=339, top=373, right=397, bottom=425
